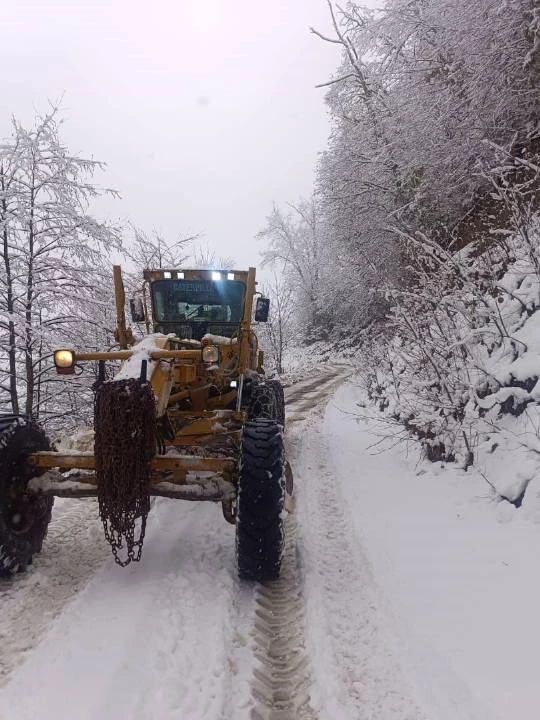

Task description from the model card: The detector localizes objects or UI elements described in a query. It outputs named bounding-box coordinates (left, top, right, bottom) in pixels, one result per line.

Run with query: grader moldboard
left=0, top=266, right=288, bottom=581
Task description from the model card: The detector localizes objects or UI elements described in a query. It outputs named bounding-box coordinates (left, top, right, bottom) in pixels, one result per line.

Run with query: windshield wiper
left=185, top=305, right=204, bottom=319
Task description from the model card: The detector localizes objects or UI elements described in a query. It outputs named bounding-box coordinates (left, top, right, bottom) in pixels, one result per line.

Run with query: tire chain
left=93, top=379, right=156, bottom=567
left=265, top=380, right=285, bottom=427
left=249, top=382, right=279, bottom=423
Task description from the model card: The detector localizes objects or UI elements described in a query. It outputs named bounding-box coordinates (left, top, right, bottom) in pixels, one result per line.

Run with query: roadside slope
left=310, top=379, right=540, bottom=720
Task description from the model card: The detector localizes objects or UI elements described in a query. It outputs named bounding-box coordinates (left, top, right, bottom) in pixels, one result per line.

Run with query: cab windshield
left=152, top=278, right=245, bottom=340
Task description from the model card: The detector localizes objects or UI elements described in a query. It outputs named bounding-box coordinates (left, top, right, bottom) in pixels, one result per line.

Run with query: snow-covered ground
left=300, top=379, right=540, bottom=720
left=0, top=497, right=245, bottom=719
left=2, top=369, right=539, bottom=719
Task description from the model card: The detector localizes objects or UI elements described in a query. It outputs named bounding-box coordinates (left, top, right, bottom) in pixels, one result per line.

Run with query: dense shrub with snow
left=362, top=220, right=540, bottom=487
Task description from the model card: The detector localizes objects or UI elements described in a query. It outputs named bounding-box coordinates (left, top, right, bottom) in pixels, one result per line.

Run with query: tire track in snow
left=249, top=512, right=315, bottom=720
left=283, top=364, right=350, bottom=408
left=294, top=422, right=425, bottom=720
left=285, top=366, right=352, bottom=426
left=246, top=366, right=352, bottom=720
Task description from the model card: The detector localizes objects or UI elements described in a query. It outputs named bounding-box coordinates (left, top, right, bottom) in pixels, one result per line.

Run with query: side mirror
left=130, top=297, right=146, bottom=323
left=254, top=297, right=270, bottom=322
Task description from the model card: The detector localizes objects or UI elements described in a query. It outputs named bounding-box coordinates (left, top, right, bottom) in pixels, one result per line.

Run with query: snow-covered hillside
left=312, top=381, right=540, bottom=720
left=361, top=226, right=540, bottom=516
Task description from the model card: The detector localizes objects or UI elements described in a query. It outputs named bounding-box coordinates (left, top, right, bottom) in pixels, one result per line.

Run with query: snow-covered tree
left=258, top=198, right=335, bottom=340
left=259, top=270, right=295, bottom=375
left=0, top=108, right=121, bottom=424
left=254, top=0, right=540, bottom=467
left=124, top=226, right=195, bottom=272
left=191, top=243, right=234, bottom=271
left=310, top=0, right=540, bottom=324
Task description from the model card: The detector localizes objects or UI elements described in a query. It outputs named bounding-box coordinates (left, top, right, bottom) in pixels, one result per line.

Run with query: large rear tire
left=0, top=415, right=54, bottom=576
left=236, top=419, right=285, bottom=581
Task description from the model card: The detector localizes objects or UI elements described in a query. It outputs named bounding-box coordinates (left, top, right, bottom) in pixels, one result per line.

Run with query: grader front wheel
left=236, top=418, right=285, bottom=581
left=0, top=416, right=54, bottom=575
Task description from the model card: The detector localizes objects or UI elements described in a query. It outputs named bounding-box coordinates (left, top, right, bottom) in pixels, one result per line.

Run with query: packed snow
left=202, top=334, right=238, bottom=345
left=113, top=334, right=169, bottom=381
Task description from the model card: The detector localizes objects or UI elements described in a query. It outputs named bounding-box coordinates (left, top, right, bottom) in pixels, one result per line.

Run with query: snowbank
left=322, top=380, right=540, bottom=720
left=364, top=224, right=540, bottom=503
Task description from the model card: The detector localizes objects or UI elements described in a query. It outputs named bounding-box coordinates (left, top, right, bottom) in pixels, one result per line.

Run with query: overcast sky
left=2, top=0, right=343, bottom=269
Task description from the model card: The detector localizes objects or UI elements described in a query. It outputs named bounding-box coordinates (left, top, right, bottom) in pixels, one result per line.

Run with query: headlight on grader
left=54, top=349, right=75, bottom=375
left=202, top=345, right=220, bottom=364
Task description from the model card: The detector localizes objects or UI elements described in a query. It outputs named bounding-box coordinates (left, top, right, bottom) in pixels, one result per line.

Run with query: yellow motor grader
left=0, top=266, right=286, bottom=581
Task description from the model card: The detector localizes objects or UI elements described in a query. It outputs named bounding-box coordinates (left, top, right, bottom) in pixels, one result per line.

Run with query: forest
left=261, top=0, right=540, bottom=481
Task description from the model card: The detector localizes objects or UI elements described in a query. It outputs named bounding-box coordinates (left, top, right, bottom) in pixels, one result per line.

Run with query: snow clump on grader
left=0, top=266, right=287, bottom=581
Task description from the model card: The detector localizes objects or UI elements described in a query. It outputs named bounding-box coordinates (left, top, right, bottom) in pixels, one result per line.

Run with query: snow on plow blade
left=26, top=451, right=236, bottom=501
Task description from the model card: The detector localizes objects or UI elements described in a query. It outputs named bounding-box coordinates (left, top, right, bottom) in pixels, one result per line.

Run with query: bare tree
left=259, top=270, right=295, bottom=374
left=191, top=243, right=235, bottom=270
left=124, top=226, right=196, bottom=271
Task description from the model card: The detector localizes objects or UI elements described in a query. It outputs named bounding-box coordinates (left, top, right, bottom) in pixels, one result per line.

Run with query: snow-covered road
left=0, top=365, right=353, bottom=720
left=0, top=491, right=242, bottom=719
left=289, top=377, right=425, bottom=720
left=3, top=368, right=532, bottom=720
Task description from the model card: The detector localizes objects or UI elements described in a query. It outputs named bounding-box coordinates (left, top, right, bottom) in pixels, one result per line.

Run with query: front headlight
left=54, top=349, right=75, bottom=374
left=202, top=345, right=220, bottom=364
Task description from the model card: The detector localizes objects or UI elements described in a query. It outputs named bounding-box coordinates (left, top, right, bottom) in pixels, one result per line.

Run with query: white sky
left=2, top=0, right=343, bottom=269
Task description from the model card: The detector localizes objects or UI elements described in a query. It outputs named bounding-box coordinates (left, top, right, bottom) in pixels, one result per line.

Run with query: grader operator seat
left=148, top=271, right=246, bottom=341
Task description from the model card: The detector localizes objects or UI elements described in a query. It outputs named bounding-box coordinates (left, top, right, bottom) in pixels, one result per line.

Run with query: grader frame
left=1, top=263, right=286, bottom=580
left=22, top=266, right=274, bottom=522
left=25, top=266, right=266, bottom=518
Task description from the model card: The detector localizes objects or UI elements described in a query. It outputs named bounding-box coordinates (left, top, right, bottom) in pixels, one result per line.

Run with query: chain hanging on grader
left=0, top=266, right=288, bottom=581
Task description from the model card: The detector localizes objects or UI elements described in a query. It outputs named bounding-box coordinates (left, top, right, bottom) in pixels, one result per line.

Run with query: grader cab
left=0, top=266, right=286, bottom=581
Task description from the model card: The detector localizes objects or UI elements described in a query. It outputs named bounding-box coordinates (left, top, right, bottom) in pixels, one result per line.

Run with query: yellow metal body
left=29, top=264, right=266, bottom=504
